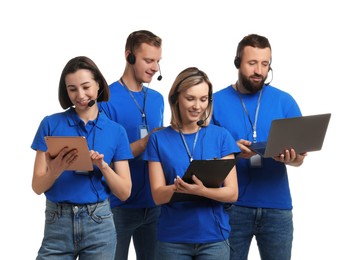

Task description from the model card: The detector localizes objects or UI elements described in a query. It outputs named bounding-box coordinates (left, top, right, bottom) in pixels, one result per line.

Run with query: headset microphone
left=88, top=100, right=96, bottom=107
left=88, top=87, right=105, bottom=107
left=196, top=108, right=212, bottom=126
left=196, top=119, right=205, bottom=126
left=157, top=63, right=162, bottom=81
left=265, top=67, right=273, bottom=86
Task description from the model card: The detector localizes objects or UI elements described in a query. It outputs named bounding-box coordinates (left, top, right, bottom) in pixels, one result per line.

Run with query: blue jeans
left=156, top=241, right=230, bottom=260
left=36, top=199, right=116, bottom=260
left=225, top=205, right=293, bottom=260
left=112, top=206, right=160, bottom=260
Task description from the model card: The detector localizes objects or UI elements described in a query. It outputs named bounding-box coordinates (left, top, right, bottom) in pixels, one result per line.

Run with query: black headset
left=234, top=56, right=241, bottom=69
left=127, top=50, right=162, bottom=80
left=234, top=55, right=272, bottom=71
left=235, top=55, right=273, bottom=86
left=126, top=31, right=137, bottom=65
left=170, top=69, right=213, bottom=104
left=126, top=32, right=162, bottom=80
left=127, top=52, right=136, bottom=65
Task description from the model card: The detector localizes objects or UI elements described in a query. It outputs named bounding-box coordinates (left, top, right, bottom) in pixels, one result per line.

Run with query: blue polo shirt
left=143, top=125, right=240, bottom=243
left=31, top=107, right=133, bottom=204
left=100, top=80, right=164, bottom=208
left=212, top=85, right=302, bottom=210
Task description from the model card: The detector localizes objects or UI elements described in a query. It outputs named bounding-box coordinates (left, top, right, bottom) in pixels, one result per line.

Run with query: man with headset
left=211, top=34, right=307, bottom=260
left=100, top=30, right=164, bottom=260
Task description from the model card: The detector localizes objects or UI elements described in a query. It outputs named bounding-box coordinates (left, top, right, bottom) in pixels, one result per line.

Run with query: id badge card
left=139, top=125, right=149, bottom=138
left=250, top=154, right=262, bottom=168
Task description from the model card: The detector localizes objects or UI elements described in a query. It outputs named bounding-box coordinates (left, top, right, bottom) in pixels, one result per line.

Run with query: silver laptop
left=250, top=113, right=331, bottom=158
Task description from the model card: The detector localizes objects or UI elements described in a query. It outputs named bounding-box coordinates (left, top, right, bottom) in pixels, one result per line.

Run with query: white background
left=1, top=0, right=360, bottom=259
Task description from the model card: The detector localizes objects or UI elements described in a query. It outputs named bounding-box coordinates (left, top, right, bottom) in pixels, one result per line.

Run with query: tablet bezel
left=44, top=136, right=94, bottom=171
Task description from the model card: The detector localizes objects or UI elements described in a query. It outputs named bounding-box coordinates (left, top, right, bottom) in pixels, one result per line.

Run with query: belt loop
left=87, top=202, right=98, bottom=216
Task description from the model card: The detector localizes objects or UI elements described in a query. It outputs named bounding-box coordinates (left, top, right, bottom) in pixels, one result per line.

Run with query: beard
left=240, top=72, right=266, bottom=94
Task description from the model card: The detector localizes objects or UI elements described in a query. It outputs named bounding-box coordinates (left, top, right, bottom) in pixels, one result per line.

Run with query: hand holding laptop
left=272, top=148, right=308, bottom=166
left=249, top=113, right=331, bottom=158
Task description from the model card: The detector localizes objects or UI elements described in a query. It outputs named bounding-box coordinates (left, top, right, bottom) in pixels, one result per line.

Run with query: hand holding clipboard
left=170, top=159, right=236, bottom=203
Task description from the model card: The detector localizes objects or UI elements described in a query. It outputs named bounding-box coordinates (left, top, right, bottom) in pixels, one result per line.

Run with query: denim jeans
left=225, top=205, right=293, bottom=260
left=112, top=206, right=160, bottom=260
left=156, top=240, right=230, bottom=260
left=36, top=199, right=116, bottom=260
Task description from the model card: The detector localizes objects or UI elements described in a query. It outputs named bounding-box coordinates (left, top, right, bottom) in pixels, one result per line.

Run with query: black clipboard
left=169, top=158, right=236, bottom=203
left=44, top=136, right=94, bottom=171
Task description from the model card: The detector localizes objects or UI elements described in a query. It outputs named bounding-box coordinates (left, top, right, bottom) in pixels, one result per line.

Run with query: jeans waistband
left=46, top=199, right=109, bottom=215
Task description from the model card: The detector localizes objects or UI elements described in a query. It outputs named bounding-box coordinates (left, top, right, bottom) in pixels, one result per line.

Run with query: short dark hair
left=235, top=34, right=272, bottom=63
left=58, top=56, right=110, bottom=109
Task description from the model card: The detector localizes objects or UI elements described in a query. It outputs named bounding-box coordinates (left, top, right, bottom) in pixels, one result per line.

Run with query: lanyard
left=120, top=78, right=147, bottom=125
left=238, top=89, right=263, bottom=143
left=179, top=128, right=200, bottom=162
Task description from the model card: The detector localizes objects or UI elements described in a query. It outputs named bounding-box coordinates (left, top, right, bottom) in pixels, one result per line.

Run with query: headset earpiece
left=127, top=53, right=136, bottom=65
left=234, top=56, right=240, bottom=69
